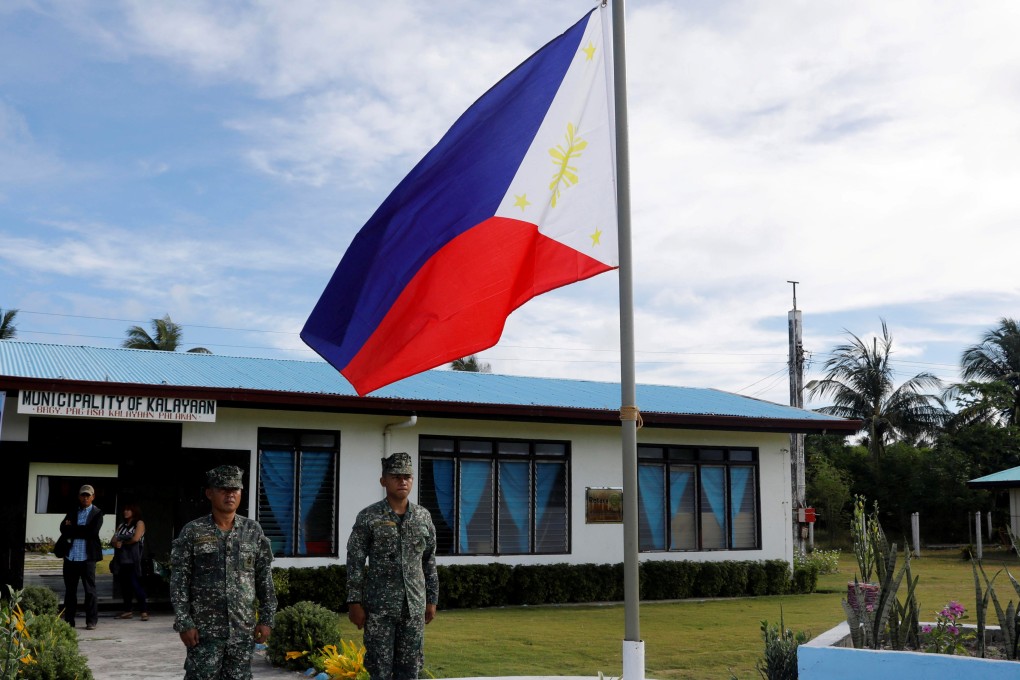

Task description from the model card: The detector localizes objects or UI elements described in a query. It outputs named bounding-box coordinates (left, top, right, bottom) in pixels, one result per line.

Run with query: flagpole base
left=622, top=639, right=644, bottom=680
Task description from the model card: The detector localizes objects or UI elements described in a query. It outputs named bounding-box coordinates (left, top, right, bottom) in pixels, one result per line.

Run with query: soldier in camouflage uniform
left=347, top=452, right=439, bottom=680
left=171, top=465, right=277, bottom=680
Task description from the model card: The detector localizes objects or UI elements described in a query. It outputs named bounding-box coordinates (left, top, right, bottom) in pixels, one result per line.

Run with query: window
left=637, top=445, right=759, bottom=552
left=34, top=476, right=115, bottom=514
left=257, top=429, right=339, bottom=557
left=418, top=436, right=569, bottom=555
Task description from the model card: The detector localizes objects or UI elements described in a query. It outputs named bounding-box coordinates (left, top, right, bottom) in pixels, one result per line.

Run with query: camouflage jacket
left=346, top=500, right=438, bottom=618
left=170, top=514, right=277, bottom=639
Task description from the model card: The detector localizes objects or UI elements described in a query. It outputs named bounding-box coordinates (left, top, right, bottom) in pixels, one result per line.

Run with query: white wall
left=26, top=462, right=119, bottom=543
left=215, top=407, right=797, bottom=569
left=1, top=394, right=29, bottom=441
left=10, top=404, right=797, bottom=568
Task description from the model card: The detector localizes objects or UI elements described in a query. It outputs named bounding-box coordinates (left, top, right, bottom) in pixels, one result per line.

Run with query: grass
left=338, top=547, right=1020, bottom=679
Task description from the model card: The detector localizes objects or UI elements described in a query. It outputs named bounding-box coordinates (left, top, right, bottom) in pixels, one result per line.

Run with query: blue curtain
left=534, top=462, right=561, bottom=527
left=669, top=467, right=695, bottom=550
left=535, top=462, right=566, bottom=552
left=729, top=466, right=753, bottom=547
left=701, top=466, right=727, bottom=538
left=638, top=465, right=665, bottom=550
left=259, top=450, right=294, bottom=555
left=458, top=460, right=491, bottom=552
left=499, top=461, right=530, bottom=553
left=429, top=459, right=456, bottom=530
left=669, top=468, right=689, bottom=519
left=297, top=451, right=331, bottom=555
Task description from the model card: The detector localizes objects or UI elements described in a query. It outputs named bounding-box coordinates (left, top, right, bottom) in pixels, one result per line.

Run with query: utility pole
left=788, top=281, right=806, bottom=555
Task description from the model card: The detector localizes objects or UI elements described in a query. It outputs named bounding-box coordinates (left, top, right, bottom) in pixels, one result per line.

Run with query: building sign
left=17, top=390, right=217, bottom=423
left=585, top=487, right=624, bottom=524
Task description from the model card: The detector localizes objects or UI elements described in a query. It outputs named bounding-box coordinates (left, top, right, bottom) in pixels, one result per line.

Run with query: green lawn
left=347, top=547, right=1020, bottom=679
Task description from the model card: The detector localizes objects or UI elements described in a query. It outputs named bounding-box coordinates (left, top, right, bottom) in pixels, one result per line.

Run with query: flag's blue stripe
left=302, top=10, right=595, bottom=370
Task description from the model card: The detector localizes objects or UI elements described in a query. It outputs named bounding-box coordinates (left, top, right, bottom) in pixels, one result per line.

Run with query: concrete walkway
left=74, top=611, right=295, bottom=679
left=29, top=555, right=596, bottom=680
left=26, top=554, right=295, bottom=678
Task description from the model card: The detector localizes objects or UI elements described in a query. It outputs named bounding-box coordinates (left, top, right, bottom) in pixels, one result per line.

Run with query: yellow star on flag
left=513, top=194, right=531, bottom=211
left=590, top=227, right=603, bottom=246
left=583, top=41, right=596, bottom=61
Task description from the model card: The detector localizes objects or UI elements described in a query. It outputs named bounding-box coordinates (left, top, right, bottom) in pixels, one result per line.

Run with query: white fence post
left=975, top=511, right=983, bottom=560
left=911, top=512, right=921, bottom=558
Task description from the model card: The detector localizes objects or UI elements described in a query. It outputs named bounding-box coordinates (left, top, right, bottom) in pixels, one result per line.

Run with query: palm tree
left=451, top=355, right=491, bottom=373
left=806, top=320, right=947, bottom=458
left=122, top=314, right=211, bottom=353
left=956, top=317, right=1020, bottom=427
left=0, top=308, right=17, bottom=340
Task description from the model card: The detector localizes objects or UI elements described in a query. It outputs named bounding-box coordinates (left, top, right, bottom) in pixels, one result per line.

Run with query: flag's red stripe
left=342, top=216, right=613, bottom=395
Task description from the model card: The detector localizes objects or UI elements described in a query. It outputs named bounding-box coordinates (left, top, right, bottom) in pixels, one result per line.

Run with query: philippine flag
left=302, top=6, right=617, bottom=396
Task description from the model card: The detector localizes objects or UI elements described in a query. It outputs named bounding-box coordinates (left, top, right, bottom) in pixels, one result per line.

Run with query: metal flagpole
left=610, top=0, right=644, bottom=678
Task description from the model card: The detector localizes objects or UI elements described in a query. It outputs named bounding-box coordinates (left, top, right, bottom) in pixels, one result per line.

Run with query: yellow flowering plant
left=313, top=640, right=368, bottom=680
left=1, top=586, right=35, bottom=679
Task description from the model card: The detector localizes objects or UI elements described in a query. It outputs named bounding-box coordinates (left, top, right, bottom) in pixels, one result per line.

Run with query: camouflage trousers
left=184, top=635, right=256, bottom=680
left=364, top=603, right=425, bottom=680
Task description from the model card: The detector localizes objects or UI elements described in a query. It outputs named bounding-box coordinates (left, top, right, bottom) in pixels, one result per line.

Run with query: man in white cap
left=58, top=483, right=104, bottom=629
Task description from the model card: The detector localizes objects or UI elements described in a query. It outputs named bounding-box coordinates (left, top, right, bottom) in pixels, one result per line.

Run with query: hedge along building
left=0, top=340, right=859, bottom=590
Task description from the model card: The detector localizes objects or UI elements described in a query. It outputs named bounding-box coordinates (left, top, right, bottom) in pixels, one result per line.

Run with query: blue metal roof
left=0, top=340, right=850, bottom=424
left=969, top=465, right=1020, bottom=487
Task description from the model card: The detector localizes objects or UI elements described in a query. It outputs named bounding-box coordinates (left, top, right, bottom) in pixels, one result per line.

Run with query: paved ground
left=25, top=554, right=296, bottom=679
left=27, top=554, right=598, bottom=680
left=74, top=611, right=295, bottom=679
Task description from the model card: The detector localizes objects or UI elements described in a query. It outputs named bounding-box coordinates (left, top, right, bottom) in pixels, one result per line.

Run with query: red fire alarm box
left=798, top=507, right=816, bottom=523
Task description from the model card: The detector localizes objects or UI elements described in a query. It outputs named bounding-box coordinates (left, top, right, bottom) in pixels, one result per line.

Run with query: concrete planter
left=798, top=621, right=1018, bottom=680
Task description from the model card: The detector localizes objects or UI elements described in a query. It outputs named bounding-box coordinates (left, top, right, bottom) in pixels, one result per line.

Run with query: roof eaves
left=1, top=375, right=861, bottom=434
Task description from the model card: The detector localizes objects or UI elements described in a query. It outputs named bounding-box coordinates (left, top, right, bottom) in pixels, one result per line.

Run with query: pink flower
left=948, top=625, right=959, bottom=636
left=921, top=625, right=932, bottom=634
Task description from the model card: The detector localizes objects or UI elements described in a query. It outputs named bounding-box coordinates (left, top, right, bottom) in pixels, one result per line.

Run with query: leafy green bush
left=794, top=548, right=840, bottom=575
left=641, top=561, right=699, bottom=600
left=22, top=613, right=93, bottom=680
left=719, top=562, right=750, bottom=597
left=266, top=601, right=343, bottom=671
left=569, top=563, right=623, bottom=603
left=274, top=564, right=346, bottom=611
left=745, top=561, right=769, bottom=596
left=439, top=564, right=512, bottom=608
left=696, top=562, right=727, bottom=597
left=748, top=613, right=809, bottom=680
left=792, top=563, right=819, bottom=594
left=18, top=586, right=59, bottom=616
left=763, top=560, right=792, bottom=595
left=272, top=568, right=290, bottom=606
left=277, top=558, right=802, bottom=613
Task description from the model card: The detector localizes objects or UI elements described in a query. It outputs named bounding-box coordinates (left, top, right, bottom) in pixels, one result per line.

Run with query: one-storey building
left=0, top=340, right=859, bottom=589
left=968, top=465, right=1020, bottom=541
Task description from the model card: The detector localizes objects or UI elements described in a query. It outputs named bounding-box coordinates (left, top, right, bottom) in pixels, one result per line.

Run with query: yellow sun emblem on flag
left=549, top=123, right=587, bottom=208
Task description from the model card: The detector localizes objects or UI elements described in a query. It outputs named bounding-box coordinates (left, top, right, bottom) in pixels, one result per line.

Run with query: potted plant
left=847, top=495, right=880, bottom=611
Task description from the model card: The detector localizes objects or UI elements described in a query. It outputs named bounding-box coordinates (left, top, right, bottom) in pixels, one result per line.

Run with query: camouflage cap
left=206, top=465, right=244, bottom=489
left=382, top=452, right=414, bottom=476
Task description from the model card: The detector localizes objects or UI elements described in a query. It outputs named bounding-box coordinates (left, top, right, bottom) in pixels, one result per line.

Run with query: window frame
left=256, top=428, right=340, bottom=558
left=418, top=435, right=571, bottom=557
left=637, top=445, right=761, bottom=552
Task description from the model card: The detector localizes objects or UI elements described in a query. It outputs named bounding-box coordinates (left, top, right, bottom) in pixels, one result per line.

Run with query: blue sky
left=2, top=0, right=1019, bottom=406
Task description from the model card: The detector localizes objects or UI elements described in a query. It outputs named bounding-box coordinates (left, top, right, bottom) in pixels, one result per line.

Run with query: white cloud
left=6, top=0, right=1020, bottom=403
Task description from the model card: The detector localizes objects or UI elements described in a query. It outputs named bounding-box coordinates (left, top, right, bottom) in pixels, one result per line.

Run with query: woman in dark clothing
left=111, top=503, right=148, bottom=620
